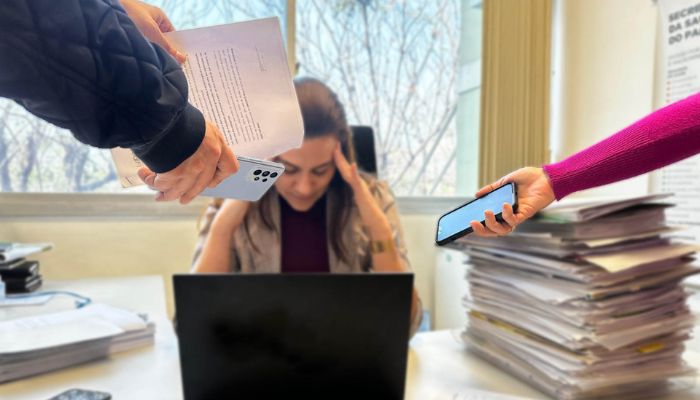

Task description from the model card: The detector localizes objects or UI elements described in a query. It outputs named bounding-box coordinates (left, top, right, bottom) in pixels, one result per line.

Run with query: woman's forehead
left=278, top=136, right=338, bottom=167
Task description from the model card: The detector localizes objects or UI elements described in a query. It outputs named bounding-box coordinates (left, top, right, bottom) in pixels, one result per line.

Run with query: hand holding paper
left=138, top=120, right=238, bottom=204
left=111, top=18, right=303, bottom=201
left=120, top=0, right=187, bottom=63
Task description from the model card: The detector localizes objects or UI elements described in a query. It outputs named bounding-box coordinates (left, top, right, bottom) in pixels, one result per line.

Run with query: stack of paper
left=0, top=242, right=52, bottom=293
left=449, top=195, right=699, bottom=399
left=0, top=303, right=155, bottom=383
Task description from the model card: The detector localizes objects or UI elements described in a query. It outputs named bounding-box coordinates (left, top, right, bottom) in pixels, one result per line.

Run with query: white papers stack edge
left=0, top=303, right=155, bottom=383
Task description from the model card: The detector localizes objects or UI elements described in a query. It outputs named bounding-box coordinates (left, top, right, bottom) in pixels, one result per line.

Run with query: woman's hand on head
left=470, top=167, right=556, bottom=237
left=333, top=145, right=370, bottom=196
left=333, top=145, right=393, bottom=235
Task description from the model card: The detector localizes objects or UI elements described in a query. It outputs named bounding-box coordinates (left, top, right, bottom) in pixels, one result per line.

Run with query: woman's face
left=273, top=136, right=339, bottom=212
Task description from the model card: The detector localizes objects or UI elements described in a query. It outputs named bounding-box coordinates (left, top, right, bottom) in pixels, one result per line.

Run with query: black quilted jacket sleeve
left=0, top=0, right=205, bottom=173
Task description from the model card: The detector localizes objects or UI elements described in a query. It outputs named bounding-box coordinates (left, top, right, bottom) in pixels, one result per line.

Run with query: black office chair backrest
left=350, top=125, right=378, bottom=176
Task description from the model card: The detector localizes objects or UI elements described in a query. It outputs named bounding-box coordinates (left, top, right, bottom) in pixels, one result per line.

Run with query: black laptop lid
left=173, top=273, right=413, bottom=400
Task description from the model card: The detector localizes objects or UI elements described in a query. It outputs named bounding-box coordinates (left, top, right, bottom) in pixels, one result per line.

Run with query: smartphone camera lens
left=254, top=177, right=260, bottom=181
left=270, top=172, right=278, bottom=178
left=253, top=170, right=262, bottom=176
left=262, top=171, right=270, bottom=177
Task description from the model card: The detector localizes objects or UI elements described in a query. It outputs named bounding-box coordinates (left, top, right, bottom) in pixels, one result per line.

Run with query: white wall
left=0, top=218, right=199, bottom=316
left=398, top=214, right=442, bottom=327
left=551, top=0, right=658, bottom=198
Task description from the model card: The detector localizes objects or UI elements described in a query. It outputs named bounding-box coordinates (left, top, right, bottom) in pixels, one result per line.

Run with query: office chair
left=350, top=125, right=378, bottom=176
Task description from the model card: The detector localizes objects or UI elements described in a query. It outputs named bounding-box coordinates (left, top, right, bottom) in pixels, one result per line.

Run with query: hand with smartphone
left=435, top=167, right=557, bottom=244
left=436, top=182, right=518, bottom=245
left=200, top=156, right=284, bottom=201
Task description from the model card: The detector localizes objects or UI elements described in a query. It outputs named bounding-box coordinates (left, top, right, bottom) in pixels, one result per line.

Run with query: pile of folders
left=0, top=243, right=51, bottom=293
left=449, top=194, right=699, bottom=399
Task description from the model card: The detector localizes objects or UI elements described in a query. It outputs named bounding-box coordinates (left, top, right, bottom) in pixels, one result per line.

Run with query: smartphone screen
left=435, top=183, right=517, bottom=245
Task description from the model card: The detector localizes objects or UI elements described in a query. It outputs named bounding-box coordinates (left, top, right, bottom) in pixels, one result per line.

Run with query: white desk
left=0, top=276, right=182, bottom=400
left=1, top=276, right=699, bottom=400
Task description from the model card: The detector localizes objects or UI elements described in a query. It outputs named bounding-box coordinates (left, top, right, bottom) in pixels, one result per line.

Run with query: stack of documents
left=0, top=303, right=155, bottom=382
left=0, top=242, right=52, bottom=293
left=450, top=194, right=699, bottom=399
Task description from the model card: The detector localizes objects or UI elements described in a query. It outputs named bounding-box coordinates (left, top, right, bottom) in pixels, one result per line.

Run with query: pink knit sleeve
left=543, top=92, right=700, bottom=200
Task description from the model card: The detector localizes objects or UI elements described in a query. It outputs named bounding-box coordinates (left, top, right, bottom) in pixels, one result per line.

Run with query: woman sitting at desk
left=192, top=77, right=422, bottom=335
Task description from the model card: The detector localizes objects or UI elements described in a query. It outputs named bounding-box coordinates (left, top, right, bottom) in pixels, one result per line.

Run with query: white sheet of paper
left=468, top=271, right=586, bottom=304
left=0, top=243, right=52, bottom=263
left=0, top=303, right=147, bottom=354
left=538, top=193, right=672, bottom=222
left=583, top=243, right=700, bottom=273
left=0, top=318, right=122, bottom=354
left=579, top=227, right=681, bottom=248
left=112, top=17, right=303, bottom=187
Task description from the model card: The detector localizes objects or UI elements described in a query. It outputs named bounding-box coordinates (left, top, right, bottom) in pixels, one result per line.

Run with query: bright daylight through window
left=0, top=0, right=469, bottom=196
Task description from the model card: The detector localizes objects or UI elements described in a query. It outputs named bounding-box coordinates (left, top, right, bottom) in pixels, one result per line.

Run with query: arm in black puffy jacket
left=0, top=0, right=204, bottom=173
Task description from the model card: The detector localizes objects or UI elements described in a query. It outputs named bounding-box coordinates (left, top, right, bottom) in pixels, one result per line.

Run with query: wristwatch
left=370, top=238, right=395, bottom=254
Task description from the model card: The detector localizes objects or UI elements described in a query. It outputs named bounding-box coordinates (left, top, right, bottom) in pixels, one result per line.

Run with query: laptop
left=173, top=273, right=414, bottom=399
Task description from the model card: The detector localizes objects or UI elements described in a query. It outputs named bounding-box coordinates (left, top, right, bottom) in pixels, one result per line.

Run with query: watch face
left=49, top=389, right=111, bottom=400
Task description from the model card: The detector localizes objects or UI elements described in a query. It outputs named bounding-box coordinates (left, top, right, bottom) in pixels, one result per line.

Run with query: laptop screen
left=173, top=273, right=413, bottom=399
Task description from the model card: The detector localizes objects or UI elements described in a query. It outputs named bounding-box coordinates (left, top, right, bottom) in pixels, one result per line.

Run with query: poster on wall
left=654, top=0, right=700, bottom=250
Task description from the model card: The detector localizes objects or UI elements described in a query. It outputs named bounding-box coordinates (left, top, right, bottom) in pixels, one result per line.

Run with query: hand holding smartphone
left=435, top=183, right=518, bottom=245
left=201, top=156, right=284, bottom=201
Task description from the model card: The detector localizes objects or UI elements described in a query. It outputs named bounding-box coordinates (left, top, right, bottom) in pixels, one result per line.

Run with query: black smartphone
left=47, top=389, right=111, bottom=400
left=435, top=182, right=518, bottom=246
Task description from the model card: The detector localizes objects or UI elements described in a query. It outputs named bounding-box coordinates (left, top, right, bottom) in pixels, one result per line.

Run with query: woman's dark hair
left=244, top=77, right=356, bottom=263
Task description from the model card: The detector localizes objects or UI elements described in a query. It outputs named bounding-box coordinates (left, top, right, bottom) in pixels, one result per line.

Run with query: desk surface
left=0, top=276, right=182, bottom=400
left=1, top=276, right=699, bottom=400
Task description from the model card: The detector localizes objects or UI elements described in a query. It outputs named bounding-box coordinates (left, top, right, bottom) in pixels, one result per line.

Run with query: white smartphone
left=201, top=156, right=285, bottom=201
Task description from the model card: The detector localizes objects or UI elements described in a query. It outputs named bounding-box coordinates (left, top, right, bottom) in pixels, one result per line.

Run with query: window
left=296, top=0, right=462, bottom=196
left=0, top=0, right=476, bottom=197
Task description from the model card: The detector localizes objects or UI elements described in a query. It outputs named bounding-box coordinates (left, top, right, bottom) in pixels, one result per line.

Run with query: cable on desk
left=6, top=290, right=93, bottom=308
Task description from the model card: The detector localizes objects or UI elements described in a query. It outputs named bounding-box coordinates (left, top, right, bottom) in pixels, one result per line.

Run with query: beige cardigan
left=193, top=179, right=423, bottom=334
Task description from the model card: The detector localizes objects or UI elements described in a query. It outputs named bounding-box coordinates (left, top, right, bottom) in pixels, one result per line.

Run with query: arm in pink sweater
left=543, top=92, right=700, bottom=200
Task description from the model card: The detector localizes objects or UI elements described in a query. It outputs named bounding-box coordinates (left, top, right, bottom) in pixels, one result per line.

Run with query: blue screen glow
left=436, top=184, right=515, bottom=242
